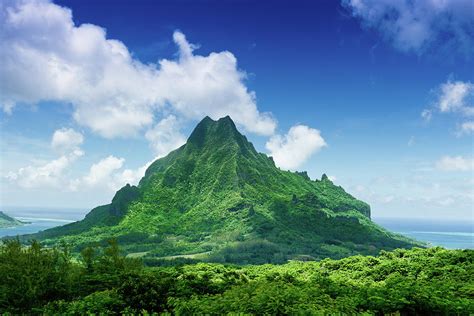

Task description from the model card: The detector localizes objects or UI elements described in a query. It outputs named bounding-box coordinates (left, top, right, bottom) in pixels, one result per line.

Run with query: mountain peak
left=217, top=115, right=234, bottom=124
left=187, top=116, right=253, bottom=153
left=194, top=115, right=237, bottom=130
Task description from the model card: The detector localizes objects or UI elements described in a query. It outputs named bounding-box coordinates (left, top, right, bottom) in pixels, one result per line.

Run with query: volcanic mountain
left=24, top=116, right=418, bottom=263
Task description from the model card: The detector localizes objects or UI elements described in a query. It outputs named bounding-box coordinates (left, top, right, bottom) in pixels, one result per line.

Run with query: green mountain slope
left=23, top=116, right=420, bottom=263
left=0, top=211, right=24, bottom=228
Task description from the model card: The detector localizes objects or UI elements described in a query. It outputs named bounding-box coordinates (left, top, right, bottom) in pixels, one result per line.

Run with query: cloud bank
left=145, top=115, right=186, bottom=158
left=6, top=128, right=84, bottom=188
left=343, top=0, right=474, bottom=57
left=436, top=156, right=474, bottom=172
left=0, top=0, right=276, bottom=138
left=6, top=126, right=150, bottom=193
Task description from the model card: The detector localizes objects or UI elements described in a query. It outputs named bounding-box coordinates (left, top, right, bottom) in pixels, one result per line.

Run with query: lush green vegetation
left=1, top=240, right=472, bottom=314
left=0, top=211, right=24, bottom=228
left=17, top=117, right=421, bottom=263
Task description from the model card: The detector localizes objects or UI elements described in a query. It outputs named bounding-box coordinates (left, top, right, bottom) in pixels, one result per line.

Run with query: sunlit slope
left=23, top=116, right=420, bottom=263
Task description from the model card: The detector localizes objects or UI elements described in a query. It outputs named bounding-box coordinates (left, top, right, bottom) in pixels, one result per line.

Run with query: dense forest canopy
left=0, top=240, right=472, bottom=314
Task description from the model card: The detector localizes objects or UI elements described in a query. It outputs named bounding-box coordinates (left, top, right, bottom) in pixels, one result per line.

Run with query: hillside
left=0, top=211, right=24, bottom=228
left=21, top=116, right=420, bottom=263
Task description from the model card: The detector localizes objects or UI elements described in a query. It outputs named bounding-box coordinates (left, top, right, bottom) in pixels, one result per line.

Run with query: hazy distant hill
left=22, top=116, right=420, bottom=263
left=0, top=211, right=24, bottom=228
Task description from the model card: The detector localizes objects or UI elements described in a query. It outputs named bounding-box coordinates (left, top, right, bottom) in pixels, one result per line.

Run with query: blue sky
left=0, top=0, right=473, bottom=220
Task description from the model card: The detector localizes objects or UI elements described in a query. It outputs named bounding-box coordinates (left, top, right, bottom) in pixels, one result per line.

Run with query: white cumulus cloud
left=422, top=79, right=474, bottom=135
left=0, top=0, right=276, bottom=139
left=436, top=156, right=474, bottom=172
left=51, top=128, right=84, bottom=153
left=437, top=81, right=474, bottom=114
left=266, top=125, right=327, bottom=170
left=82, top=156, right=125, bottom=188
left=343, top=0, right=474, bottom=57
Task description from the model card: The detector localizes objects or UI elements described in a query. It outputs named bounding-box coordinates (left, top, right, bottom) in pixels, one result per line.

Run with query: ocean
left=374, top=217, right=473, bottom=250
left=0, top=206, right=86, bottom=239
left=0, top=207, right=472, bottom=250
